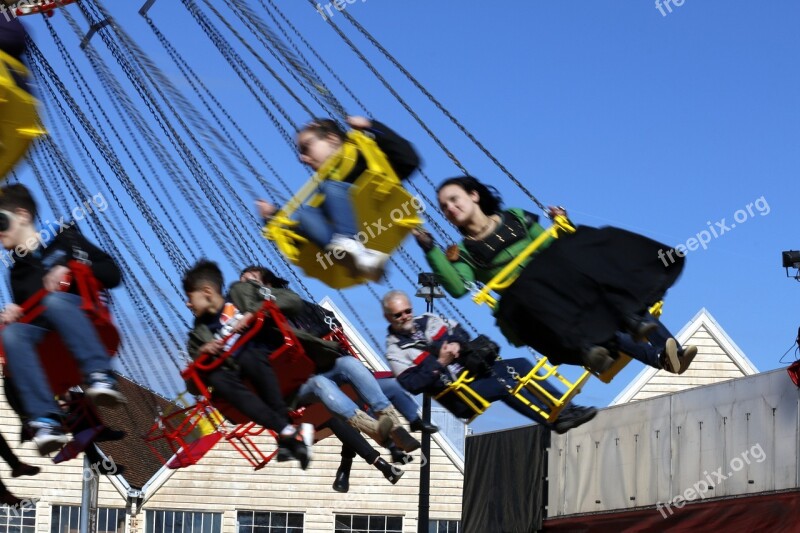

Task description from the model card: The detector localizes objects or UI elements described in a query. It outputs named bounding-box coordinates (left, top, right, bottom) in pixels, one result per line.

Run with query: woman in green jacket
left=414, top=176, right=696, bottom=375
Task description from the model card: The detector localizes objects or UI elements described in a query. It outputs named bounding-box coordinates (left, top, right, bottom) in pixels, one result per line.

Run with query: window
left=145, top=511, right=221, bottom=533
left=334, top=515, right=402, bottom=533
left=429, top=520, right=460, bottom=533
left=237, top=511, right=303, bottom=533
left=51, top=506, right=124, bottom=533
left=0, top=504, right=35, bottom=533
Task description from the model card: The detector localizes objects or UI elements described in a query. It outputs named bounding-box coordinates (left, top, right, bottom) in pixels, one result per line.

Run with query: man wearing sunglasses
left=382, top=290, right=598, bottom=433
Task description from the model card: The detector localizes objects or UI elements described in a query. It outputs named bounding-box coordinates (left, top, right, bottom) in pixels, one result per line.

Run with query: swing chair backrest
left=0, top=50, right=45, bottom=181
left=263, top=130, right=423, bottom=288
left=0, top=260, right=119, bottom=397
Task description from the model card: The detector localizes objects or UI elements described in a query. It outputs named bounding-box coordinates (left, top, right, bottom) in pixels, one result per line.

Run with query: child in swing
left=257, top=116, right=420, bottom=281
left=0, top=184, right=126, bottom=456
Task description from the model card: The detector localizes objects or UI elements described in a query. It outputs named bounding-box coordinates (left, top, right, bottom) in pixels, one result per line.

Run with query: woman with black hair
left=413, top=176, right=697, bottom=375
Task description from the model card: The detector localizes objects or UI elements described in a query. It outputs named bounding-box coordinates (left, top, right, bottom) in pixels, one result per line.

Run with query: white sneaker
left=325, top=234, right=364, bottom=272
left=354, top=249, right=390, bottom=282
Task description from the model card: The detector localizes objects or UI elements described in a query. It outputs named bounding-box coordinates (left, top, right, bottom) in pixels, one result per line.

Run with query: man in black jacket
left=0, top=184, right=126, bottom=455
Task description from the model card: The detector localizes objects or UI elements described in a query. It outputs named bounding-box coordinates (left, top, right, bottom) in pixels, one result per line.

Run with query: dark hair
left=299, top=118, right=347, bottom=142
left=182, top=259, right=223, bottom=294
left=436, top=176, right=503, bottom=223
left=0, top=184, right=38, bottom=219
left=239, top=265, right=289, bottom=288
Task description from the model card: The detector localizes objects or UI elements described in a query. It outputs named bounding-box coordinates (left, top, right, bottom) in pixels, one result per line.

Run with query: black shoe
left=373, top=457, right=404, bottom=484
left=332, top=459, right=351, bottom=493
left=11, top=462, right=40, bottom=478
left=389, top=427, right=420, bottom=453
left=388, top=444, right=414, bottom=465
left=580, top=346, right=615, bottom=373
left=409, top=419, right=439, bottom=434
left=553, top=406, right=598, bottom=434
left=623, top=315, right=658, bottom=342
left=94, top=427, right=126, bottom=442
left=277, top=424, right=313, bottom=470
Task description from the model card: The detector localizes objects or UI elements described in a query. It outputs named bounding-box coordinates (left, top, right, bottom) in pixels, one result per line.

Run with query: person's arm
left=53, top=226, right=121, bottom=289
left=387, top=340, right=450, bottom=395
left=366, top=120, right=421, bottom=181
left=424, top=246, right=475, bottom=298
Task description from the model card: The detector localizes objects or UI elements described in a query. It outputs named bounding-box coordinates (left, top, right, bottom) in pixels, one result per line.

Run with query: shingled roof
left=94, top=373, right=180, bottom=490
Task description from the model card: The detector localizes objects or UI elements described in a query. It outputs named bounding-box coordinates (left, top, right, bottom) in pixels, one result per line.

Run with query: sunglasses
left=392, top=308, right=413, bottom=319
left=0, top=210, right=15, bottom=233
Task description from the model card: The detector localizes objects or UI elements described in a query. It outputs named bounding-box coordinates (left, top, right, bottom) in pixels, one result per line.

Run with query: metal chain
left=338, top=7, right=548, bottom=214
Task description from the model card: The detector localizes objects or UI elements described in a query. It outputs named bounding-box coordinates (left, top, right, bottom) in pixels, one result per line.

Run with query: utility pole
left=415, top=273, right=444, bottom=533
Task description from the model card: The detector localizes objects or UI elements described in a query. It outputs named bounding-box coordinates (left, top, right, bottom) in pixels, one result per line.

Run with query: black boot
left=389, top=427, right=420, bottom=453
left=622, top=314, right=658, bottom=342
left=388, top=442, right=414, bottom=465
left=373, top=457, right=404, bottom=484
left=409, top=419, right=439, bottom=434
left=332, top=457, right=352, bottom=493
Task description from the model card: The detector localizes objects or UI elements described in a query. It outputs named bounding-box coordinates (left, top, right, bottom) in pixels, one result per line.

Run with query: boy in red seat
left=0, top=185, right=126, bottom=455
left=182, top=260, right=313, bottom=469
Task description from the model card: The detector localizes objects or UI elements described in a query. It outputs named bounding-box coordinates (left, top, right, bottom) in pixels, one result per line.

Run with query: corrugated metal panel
left=548, top=369, right=800, bottom=516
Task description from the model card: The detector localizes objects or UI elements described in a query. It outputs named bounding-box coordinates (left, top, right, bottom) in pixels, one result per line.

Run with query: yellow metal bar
left=473, top=215, right=575, bottom=309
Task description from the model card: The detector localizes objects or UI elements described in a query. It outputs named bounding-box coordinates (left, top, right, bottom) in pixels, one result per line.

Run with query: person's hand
left=231, top=312, right=254, bottom=334
left=256, top=199, right=278, bottom=221
left=437, top=342, right=461, bottom=366
left=346, top=116, right=372, bottom=130
left=0, top=303, right=23, bottom=325
left=199, top=339, right=225, bottom=356
left=43, top=265, right=71, bottom=292
left=547, top=205, right=568, bottom=219
left=412, top=228, right=434, bottom=252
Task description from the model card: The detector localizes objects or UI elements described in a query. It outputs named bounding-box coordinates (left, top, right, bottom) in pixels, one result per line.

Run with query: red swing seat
left=0, top=260, right=119, bottom=460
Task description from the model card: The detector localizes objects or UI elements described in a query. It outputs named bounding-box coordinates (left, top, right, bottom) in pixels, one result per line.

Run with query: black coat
left=496, top=226, right=685, bottom=366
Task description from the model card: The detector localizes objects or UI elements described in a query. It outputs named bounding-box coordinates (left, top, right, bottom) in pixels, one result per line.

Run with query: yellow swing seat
left=263, top=130, right=423, bottom=288
left=0, top=51, right=45, bottom=181
left=436, top=216, right=664, bottom=423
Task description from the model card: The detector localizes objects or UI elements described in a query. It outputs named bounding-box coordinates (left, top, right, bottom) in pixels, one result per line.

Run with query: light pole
left=415, top=273, right=444, bottom=533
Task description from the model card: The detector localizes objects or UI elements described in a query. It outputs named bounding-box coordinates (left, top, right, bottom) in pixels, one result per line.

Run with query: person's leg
left=38, top=292, right=125, bottom=406
left=614, top=332, right=661, bottom=369
left=319, top=180, right=358, bottom=237
left=297, top=375, right=392, bottom=445
left=0, top=432, right=20, bottom=468
left=323, top=357, right=391, bottom=413
left=326, top=417, right=403, bottom=487
left=327, top=417, right=379, bottom=465
left=40, top=292, right=112, bottom=376
left=0, top=323, right=59, bottom=420
left=378, top=378, right=419, bottom=422
left=205, top=369, right=288, bottom=432
left=296, top=375, right=361, bottom=420
left=297, top=205, right=335, bottom=249
left=235, top=346, right=291, bottom=427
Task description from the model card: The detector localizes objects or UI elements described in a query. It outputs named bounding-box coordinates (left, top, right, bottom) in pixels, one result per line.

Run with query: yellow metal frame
left=436, top=215, right=664, bottom=422
left=0, top=51, right=45, bottom=180
left=263, top=130, right=423, bottom=288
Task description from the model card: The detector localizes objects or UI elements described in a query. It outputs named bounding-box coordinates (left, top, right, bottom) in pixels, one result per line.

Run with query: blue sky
left=13, top=1, right=800, bottom=434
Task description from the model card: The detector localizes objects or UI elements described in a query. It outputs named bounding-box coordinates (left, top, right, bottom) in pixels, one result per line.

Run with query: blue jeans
left=296, top=356, right=390, bottom=419
left=468, top=358, right=564, bottom=425
left=614, top=316, right=674, bottom=369
left=296, top=180, right=358, bottom=249
left=378, top=377, right=420, bottom=423
left=1, top=292, right=113, bottom=420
